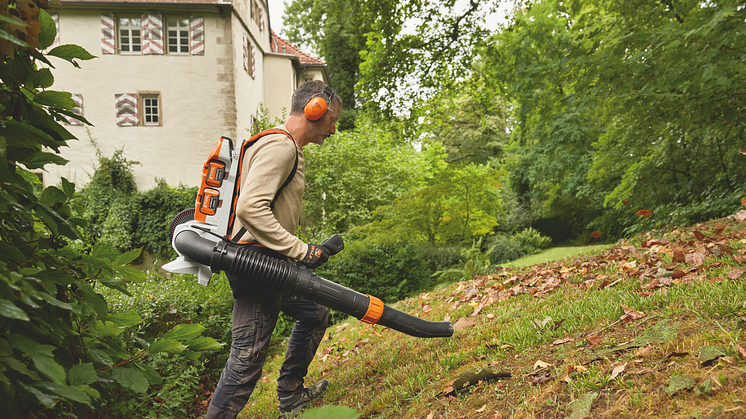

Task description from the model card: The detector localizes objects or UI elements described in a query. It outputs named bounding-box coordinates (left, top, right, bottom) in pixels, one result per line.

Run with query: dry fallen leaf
left=586, top=335, right=602, bottom=346
left=533, top=360, right=552, bottom=370
left=610, top=362, right=627, bottom=380
left=551, top=337, right=573, bottom=346
left=738, top=345, right=746, bottom=359
left=427, top=412, right=434, bottom=419
left=685, top=249, right=706, bottom=266
left=454, top=317, right=476, bottom=331
left=620, top=304, right=645, bottom=321
left=634, top=346, right=652, bottom=357
left=476, top=404, right=487, bottom=413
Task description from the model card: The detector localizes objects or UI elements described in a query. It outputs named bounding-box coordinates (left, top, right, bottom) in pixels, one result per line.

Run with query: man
left=206, top=80, right=343, bottom=419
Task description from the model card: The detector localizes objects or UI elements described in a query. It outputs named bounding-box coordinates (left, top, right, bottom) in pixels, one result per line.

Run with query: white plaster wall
left=263, top=54, right=295, bottom=122
left=232, top=14, right=265, bottom=138
left=46, top=9, right=235, bottom=191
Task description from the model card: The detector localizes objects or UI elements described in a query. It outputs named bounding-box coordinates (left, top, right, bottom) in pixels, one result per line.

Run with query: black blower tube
left=174, top=230, right=453, bottom=338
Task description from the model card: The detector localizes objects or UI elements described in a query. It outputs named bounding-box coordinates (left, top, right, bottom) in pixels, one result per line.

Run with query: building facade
left=45, top=0, right=327, bottom=190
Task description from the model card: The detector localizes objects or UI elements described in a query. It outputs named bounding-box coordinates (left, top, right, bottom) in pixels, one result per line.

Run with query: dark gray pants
left=205, top=287, right=328, bottom=419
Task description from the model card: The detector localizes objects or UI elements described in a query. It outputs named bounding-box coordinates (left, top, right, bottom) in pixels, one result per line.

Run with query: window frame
left=139, top=92, right=161, bottom=126
left=166, top=17, right=190, bottom=55
left=118, top=16, right=142, bottom=54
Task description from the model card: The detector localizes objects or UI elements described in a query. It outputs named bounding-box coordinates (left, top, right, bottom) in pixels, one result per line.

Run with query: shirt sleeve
left=234, top=137, right=308, bottom=260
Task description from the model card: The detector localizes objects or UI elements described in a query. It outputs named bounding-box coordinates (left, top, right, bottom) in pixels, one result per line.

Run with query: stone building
left=45, top=0, right=327, bottom=189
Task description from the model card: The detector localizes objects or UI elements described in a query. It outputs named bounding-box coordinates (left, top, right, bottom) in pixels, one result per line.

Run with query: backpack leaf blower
left=162, top=134, right=453, bottom=338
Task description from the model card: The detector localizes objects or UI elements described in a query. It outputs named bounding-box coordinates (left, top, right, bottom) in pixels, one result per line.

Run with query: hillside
left=243, top=211, right=746, bottom=418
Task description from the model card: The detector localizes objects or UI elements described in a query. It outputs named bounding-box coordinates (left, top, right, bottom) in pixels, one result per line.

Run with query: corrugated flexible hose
left=173, top=229, right=453, bottom=338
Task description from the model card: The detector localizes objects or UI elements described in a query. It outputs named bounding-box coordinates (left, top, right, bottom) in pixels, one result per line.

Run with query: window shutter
left=242, top=33, right=249, bottom=72
left=142, top=13, right=164, bottom=55
left=115, top=94, right=138, bottom=126
left=66, top=94, right=83, bottom=125
left=189, top=16, right=204, bottom=56
left=50, top=13, right=60, bottom=49
left=259, top=8, right=264, bottom=32
left=101, top=14, right=115, bottom=54
left=250, top=42, right=256, bottom=79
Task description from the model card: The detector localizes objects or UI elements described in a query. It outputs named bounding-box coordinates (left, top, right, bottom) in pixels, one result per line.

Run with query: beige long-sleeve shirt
left=230, top=125, right=308, bottom=260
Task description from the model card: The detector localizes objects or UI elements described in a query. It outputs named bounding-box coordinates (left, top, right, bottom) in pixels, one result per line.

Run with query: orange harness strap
left=360, top=295, right=385, bottom=325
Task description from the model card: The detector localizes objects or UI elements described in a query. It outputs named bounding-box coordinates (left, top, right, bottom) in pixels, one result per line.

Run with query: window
left=102, top=14, right=203, bottom=56
left=115, top=93, right=161, bottom=127
left=119, top=17, right=141, bottom=53
left=142, top=94, right=160, bottom=125
left=304, top=77, right=313, bottom=83
left=167, top=18, right=189, bottom=54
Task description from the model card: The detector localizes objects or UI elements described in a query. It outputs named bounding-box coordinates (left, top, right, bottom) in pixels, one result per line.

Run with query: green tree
left=418, top=74, right=511, bottom=165
left=283, top=0, right=370, bottom=129
left=302, top=116, right=443, bottom=239
left=363, top=163, right=505, bottom=245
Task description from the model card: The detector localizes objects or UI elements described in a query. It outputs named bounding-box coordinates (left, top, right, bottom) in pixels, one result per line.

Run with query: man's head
left=290, top=80, right=343, bottom=119
left=288, top=81, right=343, bottom=146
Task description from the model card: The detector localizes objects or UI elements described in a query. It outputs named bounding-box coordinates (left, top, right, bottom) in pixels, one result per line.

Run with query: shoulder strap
left=228, top=129, right=298, bottom=242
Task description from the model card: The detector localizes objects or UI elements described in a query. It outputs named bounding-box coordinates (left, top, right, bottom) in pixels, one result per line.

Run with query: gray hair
left=290, top=80, right=343, bottom=116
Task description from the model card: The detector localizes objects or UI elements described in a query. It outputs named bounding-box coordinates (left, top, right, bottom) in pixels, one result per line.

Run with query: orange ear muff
left=303, top=95, right=328, bottom=121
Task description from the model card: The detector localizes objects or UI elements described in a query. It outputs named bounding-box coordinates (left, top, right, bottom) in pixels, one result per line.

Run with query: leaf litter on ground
left=247, top=212, right=746, bottom=418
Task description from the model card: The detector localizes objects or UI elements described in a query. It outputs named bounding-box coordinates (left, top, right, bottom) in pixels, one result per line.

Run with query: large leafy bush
left=0, top=9, right=219, bottom=417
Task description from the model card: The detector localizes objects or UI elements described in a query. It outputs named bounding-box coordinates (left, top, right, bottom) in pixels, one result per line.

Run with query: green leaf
left=116, top=266, right=146, bottom=283
left=133, top=361, right=162, bottom=384
left=107, top=310, right=142, bottom=328
left=298, top=405, right=361, bottom=419
left=163, top=323, right=206, bottom=341
left=91, top=243, right=120, bottom=261
left=665, top=375, right=695, bottom=395
left=87, top=348, right=113, bottom=367
left=31, top=349, right=66, bottom=384
left=567, top=392, right=598, bottom=419
left=38, top=10, right=57, bottom=50
left=0, top=299, right=30, bottom=321
left=33, top=381, right=92, bottom=406
left=41, top=185, right=68, bottom=206
left=32, top=68, right=55, bottom=89
left=35, top=91, right=75, bottom=109
left=186, top=337, right=223, bottom=351
left=19, top=382, right=58, bottom=408
left=115, top=248, right=142, bottom=266
left=699, top=346, right=726, bottom=365
left=0, top=355, right=40, bottom=380
left=47, top=44, right=97, bottom=68
left=113, top=367, right=149, bottom=394
left=27, top=151, right=68, bottom=170
left=149, top=338, right=187, bottom=354
left=39, top=292, right=76, bottom=312
left=61, top=177, right=75, bottom=198
left=93, top=321, right=125, bottom=337
left=68, top=363, right=97, bottom=386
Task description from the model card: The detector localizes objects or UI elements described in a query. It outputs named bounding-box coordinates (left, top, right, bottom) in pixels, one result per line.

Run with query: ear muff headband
left=304, top=86, right=335, bottom=121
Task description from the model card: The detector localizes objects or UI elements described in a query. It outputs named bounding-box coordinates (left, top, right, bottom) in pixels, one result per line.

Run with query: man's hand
left=301, top=244, right=330, bottom=269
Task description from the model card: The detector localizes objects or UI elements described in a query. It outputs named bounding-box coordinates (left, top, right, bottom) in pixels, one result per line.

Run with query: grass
left=238, top=215, right=746, bottom=418
left=502, top=244, right=615, bottom=268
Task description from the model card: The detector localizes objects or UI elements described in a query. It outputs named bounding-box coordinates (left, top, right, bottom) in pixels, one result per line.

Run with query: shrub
left=316, top=238, right=430, bottom=304
left=514, top=227, right=552, bottom=254
left=487, top=233, right=524, bottom=264
left=77, top=155, right=198, bottom=258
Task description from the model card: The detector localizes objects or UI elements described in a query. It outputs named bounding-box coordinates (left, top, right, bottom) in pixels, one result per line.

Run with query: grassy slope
left=242, top=213, right=746, bottom=419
